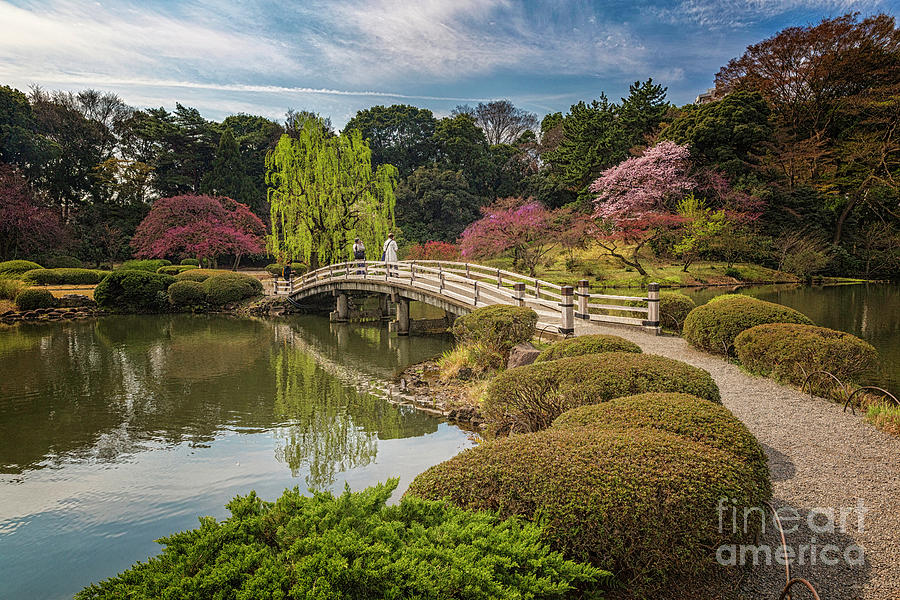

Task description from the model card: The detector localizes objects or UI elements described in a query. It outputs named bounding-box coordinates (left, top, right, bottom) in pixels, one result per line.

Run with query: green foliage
left=180, top=258, right=200, bottom=266
left=200, top=128, right=256, bottom=206
left=657, top=291, right=695, bottom=332
left=266, top=116, right=397, bottom=267
left=437, top=342, right=506, bottom=381
left=683, top=294, right=813, bottom=354
left=76, top=480, right=606, bottom=600
left=535, top=334, right=641, bottom=362
left=119, top=259, right=172, bottom=272
left=552, top=392, right=770, bottom=487
left=660, top=91, right=772, bottom=177
left=21, top=268, right=110, bottom=285
left=395, top=167, right=481, bottom=243
left=0, top=277, right=26, bottom=300
left=407, top=426, right=768, bottom=596
left=42, top=255, right=83, bottom=268
left=167, top=280, right=207, bottom=309
left=451, top=306, right=538, bottom=353
left=618, top=78, right=670, bottom=150
left=94, top=270, right=176, bottom=311
left=344, top=104, right=437, bottom=178
left=0, top=259, right=43, bottom=278
left=156, top=265, right=198, bottom=275
left=734, top=323, right=879, bottom=386
left=202, top=272, right=263, bottom=305
left=174, top=268, right=232, bottom=283
left=484, top=352, right=721, bottom=433
left=14, top=287, right=57, bottom=310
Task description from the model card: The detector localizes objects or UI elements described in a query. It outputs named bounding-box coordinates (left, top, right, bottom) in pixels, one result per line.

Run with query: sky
left=0, top=0, right=897, bottom=128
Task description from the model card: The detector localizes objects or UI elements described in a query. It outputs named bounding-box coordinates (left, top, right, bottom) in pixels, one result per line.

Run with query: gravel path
left=579, top=322, right=900, bottom=600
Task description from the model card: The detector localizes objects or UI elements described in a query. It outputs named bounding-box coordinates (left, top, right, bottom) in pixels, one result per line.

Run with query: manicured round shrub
left=683, top=294, right=813, bottom=354
left=735, top=323, right=879, bottom=386
left=552, top=392, right=770, bottom=487
left=118, top=259, right=172, bottom=272
left=14, top=287, right=57, bottom=310
left=0, top=260, right=43, bottom=278
left=180, top=258, right=200, bottom=266
left=290, top=262, right=307, bottom=274
left=658, top=291, right=695, bottom=332
left=484, top=352, right=720, bottom=433
left=202, top=272, right=263, bottom=305
left=94, top=271, right=176, bottom=311
left=407, top=426, right=769, bottom=595
left=265, top=263, right=283, bottom=276
left=451, top=305, right=538, bottom=352
left=42, top=255, right=83, bottom=268
left=535, top=334, right=641, bottom=362
left=167, top=280, right=207, bottom=308
left=174, top=268, right=232, bottom=283
left=21, top=268, right=110, bottom=285
left=156, top=264, right=198, bottom=275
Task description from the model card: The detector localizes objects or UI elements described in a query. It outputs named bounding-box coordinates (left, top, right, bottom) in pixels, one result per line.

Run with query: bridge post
left=331, top=291, right=349, bottom=322
left=395, top=297, right=410, bottom=336
left=576, top=280, right=590, bottom=320
left=559, top=286, right=575, bottom=336
left=644, top=283, right=661, bottom=335
left=513, top=282, right=525, bottom=307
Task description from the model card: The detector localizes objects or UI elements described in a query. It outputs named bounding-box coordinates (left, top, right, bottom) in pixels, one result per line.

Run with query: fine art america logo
left=716, top=498, right=867, bottom=567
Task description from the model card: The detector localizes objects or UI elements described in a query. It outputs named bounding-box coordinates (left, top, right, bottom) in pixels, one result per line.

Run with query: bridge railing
left=278, top=260, right=658, bottom=330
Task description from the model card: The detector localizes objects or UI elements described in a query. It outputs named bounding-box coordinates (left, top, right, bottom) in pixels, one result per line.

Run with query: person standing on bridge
left=381, top=233, right=399, bottom=277
left=353, top=238, right=366, bottom=275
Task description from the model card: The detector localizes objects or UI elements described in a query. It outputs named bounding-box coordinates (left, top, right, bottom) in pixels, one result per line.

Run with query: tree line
left=1, top=12, right=898, bottom=279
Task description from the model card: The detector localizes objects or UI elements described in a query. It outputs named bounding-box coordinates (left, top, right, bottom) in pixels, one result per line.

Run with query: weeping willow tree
left=266, top=116, right=397, bottom=268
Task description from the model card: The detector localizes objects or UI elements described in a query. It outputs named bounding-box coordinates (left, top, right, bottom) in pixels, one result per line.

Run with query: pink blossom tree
left=131, top=195, right=265, bottom=268
left=589, top=141, right=695, bottom=275
left=405, top=241, right=461, bottom=261
left=459, top=198, right=557, bottom=276
left=0, top=164, right=66, bottom=260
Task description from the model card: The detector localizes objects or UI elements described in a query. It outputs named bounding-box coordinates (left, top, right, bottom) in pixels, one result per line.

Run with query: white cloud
left=658, top=0, right=883, bottom=28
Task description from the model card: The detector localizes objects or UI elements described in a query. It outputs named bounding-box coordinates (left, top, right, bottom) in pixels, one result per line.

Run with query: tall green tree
left=221, top=114, right=284, bottom=218
left=344, top=105, right=437, bottom=178
left=266, top=116, right=397, bottom=268
left=201, top=129, right=256, bottom=209
left=543, top=95, right=628, bottom=200
left=394, top=167, right=480, bottom=243
left=618, top=78, right=670, bottom=150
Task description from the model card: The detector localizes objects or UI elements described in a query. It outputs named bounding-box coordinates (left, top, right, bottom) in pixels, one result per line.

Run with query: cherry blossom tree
left=459, top=198, right=556, bottom=276
left=0, top=163, right=65, bottom=259
left=131, top=194, right=265, bottom=268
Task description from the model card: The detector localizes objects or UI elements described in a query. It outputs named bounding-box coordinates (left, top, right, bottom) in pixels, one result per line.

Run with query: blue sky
left=0, top=0, right=896, bottom=128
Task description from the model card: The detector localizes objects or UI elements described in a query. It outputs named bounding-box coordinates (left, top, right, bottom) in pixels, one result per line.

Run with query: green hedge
left=483, top=352, right=720, bottom=434
left=118, top=259, right=172, bottom=272
left=407, top=427, right=768, bottom=596
left=0, top=260, right=43, bottom=278
left=452, top=305, right=538, bottom=353
left=167, top=280, right=207, bottom=309
left=21, top=268, right=110, bottom=285
left=174, top=268, right=232, bottom=283
left=14, top=288, right=57, bottom=310
left=180, top=258, right=200, bottom=266
left=735, top=323, right=879, bottom=386
left=658, top=291, right=695, bottom=332
left=552, top=392, right=770, bottom=487
left=535, top=334, right=641, bottom=362
left=42, top=255, right=83, bottom=269
left=76, top=480, right=605, bottom=600
left=683, top=294, right=813, bottom=354
left=266, top=263, right=308, bottom=276
left=156, top=265, right=198, bottom=275
left=94, top=271, right=176, bottom=311
left=202, top=272, right=263, bottom=305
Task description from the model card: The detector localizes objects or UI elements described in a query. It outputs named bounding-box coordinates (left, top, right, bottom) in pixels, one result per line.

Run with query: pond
left=676, top=283, right=900, bottom=394
left=0, top=315, right=472, bottom=600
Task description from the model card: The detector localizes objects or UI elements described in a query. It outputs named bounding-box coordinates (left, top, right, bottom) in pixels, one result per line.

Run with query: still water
left=0, top=315, right=472, bottom=600
left=678, top=283, right=899, bottom=393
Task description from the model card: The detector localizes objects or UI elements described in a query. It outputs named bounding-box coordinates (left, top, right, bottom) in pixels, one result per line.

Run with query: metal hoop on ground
left=801, top=370, right=849, bottom=402
left=843, top=386, right=900, bottom=415
left=777, top=579, right=822, bottom=600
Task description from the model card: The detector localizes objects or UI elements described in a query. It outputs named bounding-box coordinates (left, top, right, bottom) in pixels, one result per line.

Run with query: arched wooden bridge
left=274, top=260, right=661, bottom=336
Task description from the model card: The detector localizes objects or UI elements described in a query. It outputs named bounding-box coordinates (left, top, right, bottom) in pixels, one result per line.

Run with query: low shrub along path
left=577, top=322, right=900, bottom=599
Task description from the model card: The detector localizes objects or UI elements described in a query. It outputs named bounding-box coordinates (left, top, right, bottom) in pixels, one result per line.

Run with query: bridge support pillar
left=330, top=292, right=349, bottom=322
left=395, top=297, right=410, bottom=336
left=559, top=286, right=575, bottom=336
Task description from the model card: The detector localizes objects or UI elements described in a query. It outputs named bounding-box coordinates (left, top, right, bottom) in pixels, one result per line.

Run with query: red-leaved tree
left=405, top=241, right=461, bottom=261
left=459, top=198, right=556, bottom=276
left=131, top=195, right=266, bottom=268
left=0, top=163, right=66, bottom=260
left=590, top=141, right=695, bottom=275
